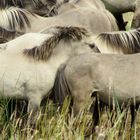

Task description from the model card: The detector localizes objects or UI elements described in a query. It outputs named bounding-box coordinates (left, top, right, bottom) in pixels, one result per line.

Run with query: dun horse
left=0, top=6, right=118, bottom=40
left=0, top=0, right=56, bottom=17
left=52, top=28, right=140, bottom=127
left=53, top=51, right=140, bottom=126
left=52, top=0, right=134, bottom=30
left=0, top=26, right=95, bottom=125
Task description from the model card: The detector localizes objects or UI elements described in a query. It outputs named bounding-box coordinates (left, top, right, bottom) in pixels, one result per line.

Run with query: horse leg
left=72, top=89, right=94, bottom=137
left=93, top=96, right=104, bottom=127
left=129, top=104, right=139, bottom=139
left=73, top=92, right=92, bottom=116
left=114, top=13, right=126, bottom=30
left=27, top=97, right=42, bottom=127
left=130, top=104, right=139, bottom=127
left=72, top=80, right=94, bottom=116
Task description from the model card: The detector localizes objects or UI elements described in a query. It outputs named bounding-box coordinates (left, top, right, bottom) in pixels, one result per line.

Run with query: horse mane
left=0, top=0, right=56, bottom=17
left=0, top=0, right=23, bottom=8
left=95, top=28, right=140, bottom=53
left=0, top=27, right=23, bottom=40
left=0, top=0, right=51, bottom=8
left=23, top=26, right=89, bottom=61
left=0, top=7, right=36, bottom=31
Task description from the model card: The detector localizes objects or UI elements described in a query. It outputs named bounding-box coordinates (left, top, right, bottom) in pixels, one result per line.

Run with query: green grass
left=123, top=12, right=134, bottom=30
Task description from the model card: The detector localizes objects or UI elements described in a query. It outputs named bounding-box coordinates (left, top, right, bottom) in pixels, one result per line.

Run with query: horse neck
left=4, top=33, right=51, bottom=52
left=48, top=41, right=73, bottom=65
left=48, top=40, right=91, bottom=69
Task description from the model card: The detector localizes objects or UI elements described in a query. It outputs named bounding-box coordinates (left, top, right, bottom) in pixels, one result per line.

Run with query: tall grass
left=0, top=97, right=140, bottom=140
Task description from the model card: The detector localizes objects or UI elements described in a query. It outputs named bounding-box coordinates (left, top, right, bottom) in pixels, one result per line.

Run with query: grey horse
left=52, top=51, right=140, bottom=127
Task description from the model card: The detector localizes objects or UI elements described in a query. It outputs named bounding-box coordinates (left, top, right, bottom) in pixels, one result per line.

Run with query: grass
left=0, top=97, right=140, bottom=140
left=0, top=12, right=139, bottom=140
left=123, top=12, right=134, bottom=30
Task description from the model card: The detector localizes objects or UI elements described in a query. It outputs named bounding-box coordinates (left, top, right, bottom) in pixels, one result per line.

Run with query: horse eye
left=89, top=43, right=96, bottom=49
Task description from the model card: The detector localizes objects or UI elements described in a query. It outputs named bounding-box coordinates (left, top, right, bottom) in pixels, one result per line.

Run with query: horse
left=52, top=51, right=140, bottom=128
left=51, top=0, right=134, bottom=30
left=0, top=26, right=96, bottom=125
left=0, top=27, right=23, bottom=43
left=0, top=6, right=118, bottom=39
left=0, top=0, right=56, bottom=17
left=82, top=0, right=135, bottom=30
left=52, top=27, right=140, bottom=128
left=100, top=0, right=136, bottom=30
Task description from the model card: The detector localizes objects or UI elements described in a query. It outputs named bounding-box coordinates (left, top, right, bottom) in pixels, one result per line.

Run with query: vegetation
left=123, top=12, right=134, bottom=30
left=0, top=96, right=140, bottom=140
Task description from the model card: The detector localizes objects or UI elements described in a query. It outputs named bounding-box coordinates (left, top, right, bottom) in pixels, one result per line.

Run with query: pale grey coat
left=53, top=52, right=140, bottom=115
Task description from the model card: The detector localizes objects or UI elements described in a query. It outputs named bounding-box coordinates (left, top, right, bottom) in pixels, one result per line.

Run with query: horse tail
left=51, top=63, right=71, bottom=106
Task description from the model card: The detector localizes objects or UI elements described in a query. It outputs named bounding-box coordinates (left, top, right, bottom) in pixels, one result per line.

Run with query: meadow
left=0, top=12, right=140, bottom=140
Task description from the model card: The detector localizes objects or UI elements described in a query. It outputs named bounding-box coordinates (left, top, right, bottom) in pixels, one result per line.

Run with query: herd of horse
left=1, top=0, right=140, bottom=134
